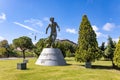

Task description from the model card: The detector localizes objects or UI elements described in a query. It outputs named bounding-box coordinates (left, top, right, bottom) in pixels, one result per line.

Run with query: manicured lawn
left=0, top=57, right=120, bottom=80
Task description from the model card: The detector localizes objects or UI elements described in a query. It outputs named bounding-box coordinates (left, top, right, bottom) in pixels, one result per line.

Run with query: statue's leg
left=51, top=35, right=54, bottom=47
left=54, top=34, right=57, bottom=42
left=46, top=36, right=50, bottom=47
left=52, top=34, right=57, bottom=47
left=49, top=35, right=53, bottom=47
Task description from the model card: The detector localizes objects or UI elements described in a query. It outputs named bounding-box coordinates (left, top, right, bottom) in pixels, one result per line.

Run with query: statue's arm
left=56, top=22, right=60, bottom=31
left=46, top=25, right=50, bottom=34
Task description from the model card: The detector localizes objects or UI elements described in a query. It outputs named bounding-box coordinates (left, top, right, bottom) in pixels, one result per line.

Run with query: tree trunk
left=22, top=50, right=25, bottom=59
left=6, top=48, right=9, bottom=58
left=111, top=59, right=115, bottom=68
left=7, top=52, right=9, bottom=58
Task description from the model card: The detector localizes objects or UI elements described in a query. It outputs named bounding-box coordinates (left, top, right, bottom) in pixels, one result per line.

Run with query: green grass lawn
left=0, top=57, right=120, bottom=80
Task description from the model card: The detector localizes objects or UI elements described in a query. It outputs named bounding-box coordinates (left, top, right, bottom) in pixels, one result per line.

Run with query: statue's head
left=50, top=17, right=54, bottom=22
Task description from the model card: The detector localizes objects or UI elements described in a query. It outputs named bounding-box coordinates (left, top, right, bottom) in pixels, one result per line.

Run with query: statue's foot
left=50, top=46, right=53, bottom=48
left=46, top=44, right=50, bottom=48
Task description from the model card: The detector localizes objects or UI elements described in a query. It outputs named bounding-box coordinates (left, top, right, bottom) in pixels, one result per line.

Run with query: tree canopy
left=0, top=40, right=9, bottom=57
left=13, top=36, right=33, bottom=59
left=33, top=38, right=46, bottom=57
left=0, top=40, right=9, bottom=48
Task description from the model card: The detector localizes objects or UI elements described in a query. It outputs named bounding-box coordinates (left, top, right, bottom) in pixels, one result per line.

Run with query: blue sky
left=0, top=0, right=120, bottom=45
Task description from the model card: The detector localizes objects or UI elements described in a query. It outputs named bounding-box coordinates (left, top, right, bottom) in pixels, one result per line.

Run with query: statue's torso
left=49, top=22, right=57, bottom=33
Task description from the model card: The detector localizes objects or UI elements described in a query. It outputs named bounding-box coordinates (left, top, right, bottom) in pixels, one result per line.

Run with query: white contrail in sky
left=14, top=22, right=42, bottom=34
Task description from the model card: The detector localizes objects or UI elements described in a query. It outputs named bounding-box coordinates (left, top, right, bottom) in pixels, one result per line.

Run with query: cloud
left=0, top=13, right=6, bottom=22
left=0, top=36, right=5, bottom=41
left=92, top=25, right=99, bottom=31
left=96, top=32, right=102, bottom=37
left=92, top=25, right=107, bottom=38
left=24, top=18, right=43, bottom=27
left=103, top=23, right=115, bottom=31
left=66, top=28, right=77, bottom=34
left=92, top=25, right=101, bottom=37
left=14, top=22, right=42, bottom=34
left=43, top=17, right=50, bottom=23
left=113, top=38, right=119, bottom=43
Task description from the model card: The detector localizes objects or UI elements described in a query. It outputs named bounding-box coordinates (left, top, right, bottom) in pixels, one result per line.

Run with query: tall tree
left=113, top=38, right=120, bottom=68
left=75, top=15, right=99, bottom=68
left=100, top=42, right=105, bottom=51
left=104, top=36, right=115, bottom=67
left=0, top=40, right=9, bottom=57
left=0, top=47, right=7, bottom=57
left=99, top=42, right=105, bottom=58
left=13, top=36, right=33, bottom=59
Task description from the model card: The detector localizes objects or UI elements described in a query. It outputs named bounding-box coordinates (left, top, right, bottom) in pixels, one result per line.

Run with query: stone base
left=17, top=63, right=26, bottom=70
left=35, top=48, right=66, bottom=66
left=85, top=62, right=92, bottom=68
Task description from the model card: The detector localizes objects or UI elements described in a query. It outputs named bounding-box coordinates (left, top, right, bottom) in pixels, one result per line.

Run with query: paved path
left=0, top=57, right=35, bottom=60
left=0, top=57, right=19, bottom=60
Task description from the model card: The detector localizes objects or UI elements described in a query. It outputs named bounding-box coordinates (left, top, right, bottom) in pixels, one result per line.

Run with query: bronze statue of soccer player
left=46, top=17, right=60, bottom=47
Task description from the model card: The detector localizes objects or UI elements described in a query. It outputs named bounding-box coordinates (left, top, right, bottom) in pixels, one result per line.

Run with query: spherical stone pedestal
left=35, top=48, right=66, bottom=66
